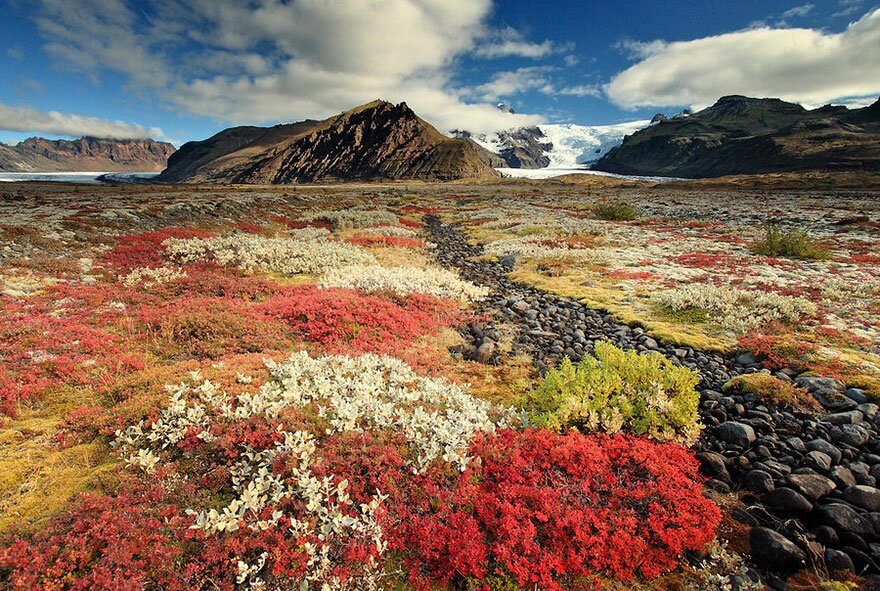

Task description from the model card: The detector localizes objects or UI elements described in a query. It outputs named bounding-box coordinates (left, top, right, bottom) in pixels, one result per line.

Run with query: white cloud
left=614, top=38, right=668, bottom=60
left=474, top=27, right=558, bottom=59
left=0, top=103, right=165, bottom=140
left=472, top=67, right=555, bottom=101
left=557, top=85, right=601, bottom=98
left=31, top=0, right=548, bottom=135
left=781, top=3, right=814, bottom=19
left=605, top=8, right=880, bottom=109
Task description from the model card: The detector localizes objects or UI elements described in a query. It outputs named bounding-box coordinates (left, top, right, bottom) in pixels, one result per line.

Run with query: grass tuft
left=592, top=200, right=640, bottom=221
left=750, top=224, right=830, bottom=260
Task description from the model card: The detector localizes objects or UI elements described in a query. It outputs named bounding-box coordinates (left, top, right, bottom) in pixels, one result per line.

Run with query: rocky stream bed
left=424, top=214, right=880, bottom=589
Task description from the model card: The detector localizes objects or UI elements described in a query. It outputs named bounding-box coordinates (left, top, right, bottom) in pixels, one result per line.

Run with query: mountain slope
left=593, top=95, right=880, bottom=178
left=158, top=101, right=499, bottom=183
left=463, top=121, right=650, bottom=169
left=0, top=137, right=175, bottom=172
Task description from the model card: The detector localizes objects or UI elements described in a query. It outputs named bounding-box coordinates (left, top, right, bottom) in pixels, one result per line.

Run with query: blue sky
left=1, top=0, right=878, bottom=145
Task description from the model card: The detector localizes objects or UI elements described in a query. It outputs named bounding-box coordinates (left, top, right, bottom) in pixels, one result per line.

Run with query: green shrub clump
left=520, top=341, right=701, bottom=443
left=750, top=224, right=830, bottom=260
left=592, top=200, right=640, bottom=221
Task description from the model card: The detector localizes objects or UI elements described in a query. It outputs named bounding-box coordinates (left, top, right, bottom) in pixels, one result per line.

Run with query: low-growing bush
left=101, top=228, right=214, bottom=273
left=519, top=341, right=701, bottom=443
left=395, top=429, right=721, bottom=590
left=737, top=327, right=818, bottom=371
left=654, top=284, right=816, bottom=333
left=138, top=297, right=291, bottom=359
left=592, top=200, right=639, bottom=221
left=722, top=373, right=818, bottom=410
left=344, top=236, right=427, bottom=249
left=258, top=285, right=460, bottom=355
left=163, top=233, right=376, bottom=275
left=321, top=265, right=488, bottom=302
left=750, top=224, right=830, bottom=260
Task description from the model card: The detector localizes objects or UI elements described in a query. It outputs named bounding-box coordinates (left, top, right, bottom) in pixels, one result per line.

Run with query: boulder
left=716, top=421, right=756, bottom=448
left=785, top=473, right=836, bottom=501
left=841, top=485, right=880, bottom=512
left=763, top=487, right=813, bottom=515
left=749, top=527, right=806, bottom=571
left=817, top=503, right=876, bottom=538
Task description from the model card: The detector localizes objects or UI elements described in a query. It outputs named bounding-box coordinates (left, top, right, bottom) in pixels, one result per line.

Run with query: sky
left=1, top=0, right=879, bottom=146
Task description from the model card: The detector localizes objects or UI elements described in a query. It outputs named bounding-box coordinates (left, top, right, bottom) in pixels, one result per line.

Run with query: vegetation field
left=0, top=180, right=876, bottom=591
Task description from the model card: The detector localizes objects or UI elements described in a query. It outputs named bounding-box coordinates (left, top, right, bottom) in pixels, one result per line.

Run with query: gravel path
left=425, top=214, right=880, bottom=588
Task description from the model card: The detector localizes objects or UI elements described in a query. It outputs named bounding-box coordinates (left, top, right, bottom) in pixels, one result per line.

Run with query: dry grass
left=0, top=388, right=116, bottom=532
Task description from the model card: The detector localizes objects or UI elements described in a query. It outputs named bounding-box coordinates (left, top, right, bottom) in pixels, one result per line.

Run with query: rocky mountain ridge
left=594, top=95, right=880, bottom=178
left=0, top=136, right=175, bottom=172
left=158, top=100, right=499, bottom=183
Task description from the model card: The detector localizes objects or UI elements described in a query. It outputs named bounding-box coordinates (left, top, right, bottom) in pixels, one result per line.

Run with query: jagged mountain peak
left=158, top=101, right=498, bottom=183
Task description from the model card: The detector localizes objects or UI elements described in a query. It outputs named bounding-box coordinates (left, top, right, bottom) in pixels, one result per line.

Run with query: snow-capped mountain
left=464, top=120, right=651, bottom=169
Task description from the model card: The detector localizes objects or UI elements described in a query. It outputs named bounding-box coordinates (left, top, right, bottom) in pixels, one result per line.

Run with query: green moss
left=750, top=223, right=830, bottom=260
left=655, top=304, right=709, bottom=324
left=519, top=341, right=701, bottom=443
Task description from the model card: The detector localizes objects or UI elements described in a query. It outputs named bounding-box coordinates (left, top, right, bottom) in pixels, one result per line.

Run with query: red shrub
left=738, top=326, right=818, bottom=370
left=391, top=430, right=721, bottom=590
left=101, top=228, right=214, bottom=273
left=234, top=222, right=266, bottom=234
left=258, top=286, right=458, bottom=354
left=344, top=236, right=427, bottom=249
left=0, top=479, right=197, bottom=591
left=0, top=283, right=145, bottom=415
left=137, top=297, right=292, bottom=359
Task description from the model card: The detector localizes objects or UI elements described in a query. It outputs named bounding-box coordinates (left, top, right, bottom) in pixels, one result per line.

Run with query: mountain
left=593, top=95, right=880, bottom=178
left=158, top=100, right=499, bottom=183
left=0, top=137, right=175, bottom=172
left=458, top=120, right=650, bottom=170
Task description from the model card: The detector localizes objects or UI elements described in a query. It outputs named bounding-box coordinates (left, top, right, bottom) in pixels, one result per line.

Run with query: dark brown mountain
left=158, top=100, right=499, bottom=183
left=0, top=137, right=175, bottom=172
left=593, top=95, right=880, bottom=178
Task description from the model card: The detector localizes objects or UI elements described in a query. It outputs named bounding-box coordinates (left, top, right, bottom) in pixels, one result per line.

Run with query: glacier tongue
left=538, top=121, right=650, bottom=167
left=467, top=120, right=651, bottom=169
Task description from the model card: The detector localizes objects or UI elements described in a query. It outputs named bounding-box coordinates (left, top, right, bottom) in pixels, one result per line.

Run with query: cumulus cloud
left=0, top=103, right=165, bottom=140
left=605, top=8, right=880, bottom=109
left=31, top=0, right=553, bottom=135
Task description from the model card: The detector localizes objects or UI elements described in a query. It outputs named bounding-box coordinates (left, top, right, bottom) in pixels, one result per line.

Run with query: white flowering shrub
left=321, top=264, right=489, bottom=301
left=654, top=284, right=817, bottom=332
left=163, top=233, right=375, bottom=275
left=287, top=226, right=331, bottom=240
left=113, top=353, right=511, bottom=589
left=121, top=266, right=186, bottom=287
left=301, top=207, right=398, bottom=228
left=484, top=236, right=596, bottom=263
left=360, top=225, right=419, bottom=238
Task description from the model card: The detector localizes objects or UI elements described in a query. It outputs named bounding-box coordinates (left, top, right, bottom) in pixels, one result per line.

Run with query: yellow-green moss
left=509, top=264, right=733, bottom=353
left=722, top=373, right=818, bottom=410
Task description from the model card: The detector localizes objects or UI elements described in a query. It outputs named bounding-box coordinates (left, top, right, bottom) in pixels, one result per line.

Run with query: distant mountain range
left=11, top=95, right=875, bottom=182
left=158, top=100, right=498, bottom=183
left=594, top=95, right=880, bottom=178
left=0, top=137, right=175, bottom=172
